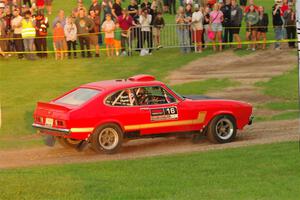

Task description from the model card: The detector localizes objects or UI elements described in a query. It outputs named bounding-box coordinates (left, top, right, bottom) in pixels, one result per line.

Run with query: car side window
left=134, top=86, right=177, bottom=105
left=105, top=89, right=137, bottom=106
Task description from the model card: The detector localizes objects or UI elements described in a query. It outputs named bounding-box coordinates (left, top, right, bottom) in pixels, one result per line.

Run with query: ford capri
left=32, top=75, right=253, bottom=154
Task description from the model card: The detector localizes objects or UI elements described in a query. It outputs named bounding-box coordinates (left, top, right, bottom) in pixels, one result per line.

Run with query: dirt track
left=0, top=49, right=298, bottom=169
left=0, top=119, right=298, bottom=169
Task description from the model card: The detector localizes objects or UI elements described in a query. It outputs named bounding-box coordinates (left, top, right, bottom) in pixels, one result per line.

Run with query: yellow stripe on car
left=69, top=112, right=206, bottom=133
left=124, top=111, right=207, bottom=131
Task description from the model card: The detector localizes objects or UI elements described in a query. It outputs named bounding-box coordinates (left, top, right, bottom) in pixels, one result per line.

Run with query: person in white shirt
left=64, top=17, right=78, bottom=59
left=11, top=8, right=24, bottom=59
left=102, top=13, right=116, bottom=56
left=191, top=4, right=204, bottom=52
left=139, top=8, right=153, bottom=53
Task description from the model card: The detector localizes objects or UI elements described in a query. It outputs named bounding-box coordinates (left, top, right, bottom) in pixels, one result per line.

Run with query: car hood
left=183, top=95, right=219, bottom=100
left=183, top=95, right=252, bottom=107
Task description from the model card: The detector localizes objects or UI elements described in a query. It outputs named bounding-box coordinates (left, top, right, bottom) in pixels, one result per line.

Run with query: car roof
left=80, top=76, right=165, bottom=92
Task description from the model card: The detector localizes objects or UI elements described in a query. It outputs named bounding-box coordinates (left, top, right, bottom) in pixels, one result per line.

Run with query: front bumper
left=32, top=123, right=70, bottom=135
left=248, top=116, right=254, bottom=125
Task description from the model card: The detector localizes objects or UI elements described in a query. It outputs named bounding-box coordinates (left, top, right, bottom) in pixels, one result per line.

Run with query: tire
left=57, top=137, right=82, bottom=148
left=207, top=115, right=237, bottom=143
left=90, top=123, right=123, bottom=154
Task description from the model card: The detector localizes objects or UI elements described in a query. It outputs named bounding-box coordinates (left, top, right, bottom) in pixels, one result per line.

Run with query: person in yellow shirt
left=21, top=10, right=36, bottom=60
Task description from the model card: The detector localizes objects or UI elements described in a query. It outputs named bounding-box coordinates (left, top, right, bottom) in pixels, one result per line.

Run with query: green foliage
left=1, top=142, right=299, bottom=200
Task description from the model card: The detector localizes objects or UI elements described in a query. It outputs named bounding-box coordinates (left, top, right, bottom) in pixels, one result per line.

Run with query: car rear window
left=55, top=88, right=100, bottom=106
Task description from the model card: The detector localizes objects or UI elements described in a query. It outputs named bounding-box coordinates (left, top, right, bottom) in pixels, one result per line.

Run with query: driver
left=125, top=89, right=135, bottom=106
left=136, top=87, right=150, bottom=105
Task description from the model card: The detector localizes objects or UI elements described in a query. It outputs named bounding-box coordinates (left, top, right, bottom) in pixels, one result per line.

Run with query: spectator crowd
left=0, top=0, right=297, bottom=60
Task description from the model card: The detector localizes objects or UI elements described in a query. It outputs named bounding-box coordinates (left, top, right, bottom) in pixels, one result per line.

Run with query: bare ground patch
left=168, top=49, right=296, bottom=85
left=168, top=49, right=298, bottom=118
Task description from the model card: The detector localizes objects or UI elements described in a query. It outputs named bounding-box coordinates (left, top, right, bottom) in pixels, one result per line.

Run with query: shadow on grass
left=24, top=110, right=35, bottom=133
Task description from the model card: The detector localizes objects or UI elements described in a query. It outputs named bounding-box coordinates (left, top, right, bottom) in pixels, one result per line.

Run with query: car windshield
left=165, top=85, right=185, bottom=100
left=55, top=88, right=101, bottom=106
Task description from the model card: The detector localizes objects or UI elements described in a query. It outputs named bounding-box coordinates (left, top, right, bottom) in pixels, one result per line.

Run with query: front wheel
left=90, top=123, right=123, bottom=154
left=207, top=115, right=237, bottom=143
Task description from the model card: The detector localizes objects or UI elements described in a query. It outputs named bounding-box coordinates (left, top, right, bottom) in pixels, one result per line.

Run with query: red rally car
left=32, top=75, right=253, bottom=154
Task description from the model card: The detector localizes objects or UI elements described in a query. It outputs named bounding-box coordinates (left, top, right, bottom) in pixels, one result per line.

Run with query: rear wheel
left=57, top=137, right=81, bottom=148
left=90, top=123, right=123, bottom=154
left=207, top=115, right=237, bottom=143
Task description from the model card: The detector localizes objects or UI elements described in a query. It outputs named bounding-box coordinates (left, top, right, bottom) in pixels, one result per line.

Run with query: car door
left=129, top=86, right=195, bottom=135
left=104, top=88, right=143, bottom=128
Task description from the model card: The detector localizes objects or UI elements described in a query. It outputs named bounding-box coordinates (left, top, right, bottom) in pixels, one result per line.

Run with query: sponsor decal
left=150, top=107, right=178, bottom=121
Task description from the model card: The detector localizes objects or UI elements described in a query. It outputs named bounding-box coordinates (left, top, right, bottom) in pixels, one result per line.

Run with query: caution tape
left=221, top=24, right=296, bottom=30
left=0, top=24, right=296, bottom=41
left=1, top=39, right=297, bottom=55
left=1, top=48, right=117, bottom=54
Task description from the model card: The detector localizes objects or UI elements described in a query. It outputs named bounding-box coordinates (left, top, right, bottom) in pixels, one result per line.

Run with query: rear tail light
left=55, top=120, right=66, bottom=127
left=35, top=116, right=43, bottom=123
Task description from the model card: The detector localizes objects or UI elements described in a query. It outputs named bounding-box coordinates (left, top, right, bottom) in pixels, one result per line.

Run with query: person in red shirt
left=207, top=0, right=217, bottom=8
left=280, top=0, right=288, bottom=16
left=117, top=9, right=133, bottom=55
left=36, top=0, right=45, bottom=13
left=53, top=21, right=65, bottom=60
left=244, top=0, right=259, bottom=13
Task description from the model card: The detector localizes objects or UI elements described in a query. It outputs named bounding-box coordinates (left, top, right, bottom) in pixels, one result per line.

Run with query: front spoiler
left=32, top=123, right=70, bottom=134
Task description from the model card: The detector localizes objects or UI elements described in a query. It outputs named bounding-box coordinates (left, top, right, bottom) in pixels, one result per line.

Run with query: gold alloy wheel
left=98, top=128, right=119, bottom=150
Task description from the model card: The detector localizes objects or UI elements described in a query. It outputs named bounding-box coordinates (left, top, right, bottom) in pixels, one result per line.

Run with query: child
left=101, top=13, right=115, bottom=57
left=153, top=12, right=165, bottom=48
left=64, top=16, right=77, bottom=58
left=53, top=21, right=65, bottom=60
left=114, top=22, right=122, bottom=56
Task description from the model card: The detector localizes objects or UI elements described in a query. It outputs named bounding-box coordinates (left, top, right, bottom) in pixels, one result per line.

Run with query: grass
left=256, top=68, right=298, bottom=101
left=271, top=111, right=299, bottom=121
left=171, top=79, right=237, bottom=95
left=263, top=101, right=299, bottom=111
left=256, top=68, right=299, bottom=121
left=0, top=137, right=42, bottom=150
left=0, top=142, right=299, bottom=199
